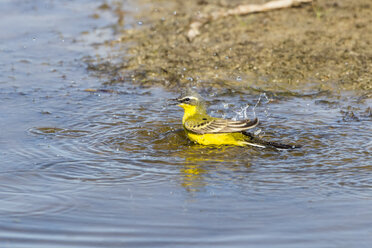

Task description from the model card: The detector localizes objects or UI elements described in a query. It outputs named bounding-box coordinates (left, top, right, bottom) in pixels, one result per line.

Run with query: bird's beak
left=167, top=98, right=181, bottom=106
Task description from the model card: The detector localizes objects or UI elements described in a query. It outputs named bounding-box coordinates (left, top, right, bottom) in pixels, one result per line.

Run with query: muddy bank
left=88, top=0, right=371, bottom=97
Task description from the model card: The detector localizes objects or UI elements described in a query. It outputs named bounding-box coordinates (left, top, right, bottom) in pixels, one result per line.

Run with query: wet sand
left=91, top=0, right=371, bottom=96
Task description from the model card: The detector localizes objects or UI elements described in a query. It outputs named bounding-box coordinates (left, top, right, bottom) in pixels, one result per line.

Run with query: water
left=1, top=1, right=372, bottom=247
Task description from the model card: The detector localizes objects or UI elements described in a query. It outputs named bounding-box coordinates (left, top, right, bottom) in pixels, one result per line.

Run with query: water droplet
left=236, top=76, right=242, bottom=81
left=137, top=21, right=143, bottom=25
left=254, top=129, right=262, bottom=136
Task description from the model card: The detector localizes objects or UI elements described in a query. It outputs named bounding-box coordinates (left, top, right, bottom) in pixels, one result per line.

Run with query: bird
left=172, top=89, right=299, bottom=149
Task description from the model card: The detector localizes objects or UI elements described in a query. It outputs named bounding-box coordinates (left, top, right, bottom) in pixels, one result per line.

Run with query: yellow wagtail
left=173, top=90, right=299, bottom=149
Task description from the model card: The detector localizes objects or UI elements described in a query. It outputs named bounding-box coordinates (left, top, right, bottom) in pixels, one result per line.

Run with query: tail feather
left=242, top=131, right=301, bottom=150
left=242, top=141, right=266, bottom=148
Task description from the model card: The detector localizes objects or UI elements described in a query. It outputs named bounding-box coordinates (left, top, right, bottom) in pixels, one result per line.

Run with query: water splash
left=233, top=105, right=250, bottom=121
left=252, top=93, right=271, bottom=118
left=233, top=93, right=271, bottom=121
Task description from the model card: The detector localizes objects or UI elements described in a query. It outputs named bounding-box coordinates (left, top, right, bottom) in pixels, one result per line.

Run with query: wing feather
left=184, top=117, right=259, bottom=134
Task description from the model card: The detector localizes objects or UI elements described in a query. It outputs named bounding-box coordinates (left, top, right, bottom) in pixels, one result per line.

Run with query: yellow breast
left=185, top=130, right=247, bottom=146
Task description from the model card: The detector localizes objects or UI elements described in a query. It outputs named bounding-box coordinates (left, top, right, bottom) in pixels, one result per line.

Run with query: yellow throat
left=178, top=103, right=205, bottom=124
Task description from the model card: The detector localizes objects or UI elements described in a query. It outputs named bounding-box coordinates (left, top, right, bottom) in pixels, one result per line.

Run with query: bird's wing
left=184, top=117, right=259, bottom=134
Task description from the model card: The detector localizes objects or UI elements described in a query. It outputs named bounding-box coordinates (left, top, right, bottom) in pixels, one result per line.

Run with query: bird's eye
left=184, top=98, right=190, bottom=102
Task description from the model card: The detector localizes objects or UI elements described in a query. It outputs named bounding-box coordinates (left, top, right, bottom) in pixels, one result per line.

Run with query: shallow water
left=1, top=1, right=372, bottom=247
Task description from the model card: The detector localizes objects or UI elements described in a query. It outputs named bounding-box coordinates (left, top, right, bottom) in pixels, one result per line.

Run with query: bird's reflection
left=180, top=164, right=207, bottom=192
left=177, top=145, right=243, bottom=193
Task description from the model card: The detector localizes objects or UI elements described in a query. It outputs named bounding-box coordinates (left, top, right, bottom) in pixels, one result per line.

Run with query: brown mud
left=87, top=0, right=371, bottom=98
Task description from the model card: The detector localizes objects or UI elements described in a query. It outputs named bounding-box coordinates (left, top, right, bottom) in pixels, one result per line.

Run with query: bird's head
left=176, top=96, right=199, bottom=108
left=170, top=89, right=207, bottom=115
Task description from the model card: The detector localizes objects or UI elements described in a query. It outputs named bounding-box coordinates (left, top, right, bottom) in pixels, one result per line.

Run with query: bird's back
left=182, top=112, right=259, bottom=146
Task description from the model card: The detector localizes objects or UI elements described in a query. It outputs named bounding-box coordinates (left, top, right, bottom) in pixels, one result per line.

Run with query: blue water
left=0, top=1, right=371, bottom=247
